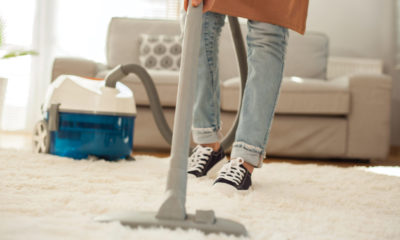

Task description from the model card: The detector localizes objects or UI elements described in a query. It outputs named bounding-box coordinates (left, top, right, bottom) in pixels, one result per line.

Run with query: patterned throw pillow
left=138, top=34, right=182, bottom=71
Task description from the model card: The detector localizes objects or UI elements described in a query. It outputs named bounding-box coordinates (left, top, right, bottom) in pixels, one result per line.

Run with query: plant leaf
left=1, top=50, right=38, bottom=59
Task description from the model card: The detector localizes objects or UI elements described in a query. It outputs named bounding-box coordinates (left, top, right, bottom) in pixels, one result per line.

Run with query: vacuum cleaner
left=33, top=75, right=136, bottom=160
left=35, top=0, right=249, bottom=236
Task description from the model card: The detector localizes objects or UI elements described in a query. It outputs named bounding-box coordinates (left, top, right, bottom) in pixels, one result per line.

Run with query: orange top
left=185, top=0, right=309, bottom=34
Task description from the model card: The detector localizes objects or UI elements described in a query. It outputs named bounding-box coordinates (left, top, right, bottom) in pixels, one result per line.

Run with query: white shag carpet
left=1, top=149, right=400, bottom=240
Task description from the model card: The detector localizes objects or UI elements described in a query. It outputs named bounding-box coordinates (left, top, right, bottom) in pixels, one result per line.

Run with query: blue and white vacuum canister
left=37, top=75, right=137, bottom=160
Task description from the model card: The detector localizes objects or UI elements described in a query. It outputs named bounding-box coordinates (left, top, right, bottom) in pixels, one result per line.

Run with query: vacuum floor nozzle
left=95, top=210, right=247, bottom=237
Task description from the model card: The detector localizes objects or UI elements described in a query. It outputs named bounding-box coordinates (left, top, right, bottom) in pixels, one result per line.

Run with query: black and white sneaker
left=187, top=145, right=226, bottom=178
left=213, top=158, right=252, bottom=194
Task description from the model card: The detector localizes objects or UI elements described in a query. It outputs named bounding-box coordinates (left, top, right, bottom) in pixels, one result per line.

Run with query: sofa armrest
left=346, top=74, right=392, bottom=159
left=327, top=57, right=383, bottom=80
left=51, top=57, right=105, bottom=81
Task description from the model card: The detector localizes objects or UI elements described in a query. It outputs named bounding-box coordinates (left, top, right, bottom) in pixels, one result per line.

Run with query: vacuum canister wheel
left=33, top=120, right=50, bottom=153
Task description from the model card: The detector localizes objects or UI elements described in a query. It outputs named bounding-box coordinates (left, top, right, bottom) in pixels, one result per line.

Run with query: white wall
left=306, top=0, right=400, bottom=146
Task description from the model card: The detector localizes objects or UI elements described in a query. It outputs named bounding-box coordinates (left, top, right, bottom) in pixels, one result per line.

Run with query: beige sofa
left=51, top=17, right=392, bottom=160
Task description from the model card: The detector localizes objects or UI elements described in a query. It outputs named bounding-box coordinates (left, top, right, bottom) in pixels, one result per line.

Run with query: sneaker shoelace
left=218, top=158, right=246, bottom=185
left=188, top=145, right=213, bottom=172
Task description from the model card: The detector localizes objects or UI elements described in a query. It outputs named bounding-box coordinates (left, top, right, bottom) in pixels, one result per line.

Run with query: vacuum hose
left=105, top=16, right=247, bottom=151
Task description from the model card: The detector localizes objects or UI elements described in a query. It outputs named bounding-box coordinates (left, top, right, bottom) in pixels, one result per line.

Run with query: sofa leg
left=348, top=158, right=370, bottom=164
left=265, top=155, right=371, bottom=164
left=324, top=158, right=370, bottom=164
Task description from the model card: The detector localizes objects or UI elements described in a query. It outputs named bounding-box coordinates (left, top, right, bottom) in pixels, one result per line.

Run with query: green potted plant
left=0, top=17, right=38, bottom=124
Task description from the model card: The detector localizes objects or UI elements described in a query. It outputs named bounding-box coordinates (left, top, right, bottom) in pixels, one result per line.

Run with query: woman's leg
left=191, top=11, right=226, bottom=145
left=231, top=20, right=288, bottom=168
left=187, top=11, right=227, bottom=178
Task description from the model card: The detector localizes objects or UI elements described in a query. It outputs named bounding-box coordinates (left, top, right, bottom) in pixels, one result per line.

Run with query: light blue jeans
left=192, top=12, right=288, bottom=167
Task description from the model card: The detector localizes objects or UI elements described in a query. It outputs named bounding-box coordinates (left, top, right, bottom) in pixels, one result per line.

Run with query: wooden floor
left=133, top=147, right=400, bottom=168
left=1, top=131, right=399, bottom=168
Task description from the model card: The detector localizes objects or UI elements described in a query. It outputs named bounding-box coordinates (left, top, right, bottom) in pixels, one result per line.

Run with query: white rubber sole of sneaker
left=212, top=182, right=251, bottom=196
left=212, top=182, right=236, bottom=196
left=211, top=183, right=252, bottom=197
left=207, top=156, right=228, bottom=179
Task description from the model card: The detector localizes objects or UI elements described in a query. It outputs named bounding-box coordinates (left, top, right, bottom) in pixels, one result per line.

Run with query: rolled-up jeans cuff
left=231, top=141, right=265, bottom=168
left=192, top=127, right=220, bottom=144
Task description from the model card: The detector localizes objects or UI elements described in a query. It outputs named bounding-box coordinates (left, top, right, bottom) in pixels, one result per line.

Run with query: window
left=0, top=0, right=35, bottom=130
left=0, top=0, right=182, bottom=131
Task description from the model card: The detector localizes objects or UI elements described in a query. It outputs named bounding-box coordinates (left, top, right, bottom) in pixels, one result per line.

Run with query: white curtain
left=2, top=0, right=182, bottom=132
left=0, top=0, right=36, bottom=131
left=25, top=0, right=57, bottom=132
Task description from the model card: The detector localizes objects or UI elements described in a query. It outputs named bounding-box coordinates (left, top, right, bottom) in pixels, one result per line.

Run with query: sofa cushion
left=221, top=77, right=350, bottom=115
left=283, top=31, right=329, bottom=79
left=97, top=69, right=349, bottom=115
left=96, top=69, right=179, bottom=107
left=120, top=70, right=179, bottom=107
left=138, top=34, right=182, bottom=71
